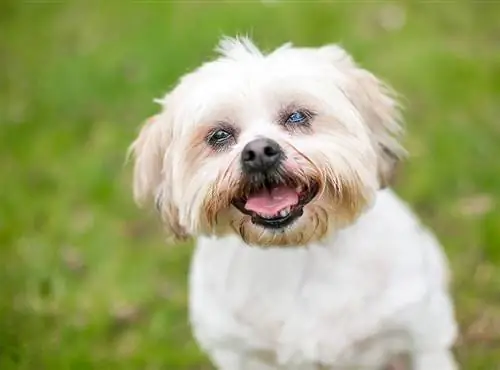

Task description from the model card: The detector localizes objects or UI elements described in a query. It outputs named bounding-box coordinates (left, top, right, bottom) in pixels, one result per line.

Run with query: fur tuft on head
left=215, top=35, right=264, bottom=60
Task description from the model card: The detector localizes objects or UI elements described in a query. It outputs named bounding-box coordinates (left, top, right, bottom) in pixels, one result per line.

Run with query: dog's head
left=130, top=37, right=404, bottom=247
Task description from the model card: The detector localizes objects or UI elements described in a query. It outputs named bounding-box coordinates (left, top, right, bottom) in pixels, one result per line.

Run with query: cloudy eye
left=286, top=110, right=311, bottom=125
left=280, top=108, right=314, bottom=133
left=287, top=111, right=307, bottom=124
left=206, top=127, right=235, bottom=150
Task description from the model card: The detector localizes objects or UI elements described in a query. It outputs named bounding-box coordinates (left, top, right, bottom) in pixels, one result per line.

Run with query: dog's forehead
left=167, top=47, right=348, bottom=135
left=188, top=48, right=336, bottom=94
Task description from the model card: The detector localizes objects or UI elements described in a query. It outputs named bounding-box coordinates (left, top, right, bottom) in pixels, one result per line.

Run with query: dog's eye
left=207, top=128, right=234, bottom=149
left=286, top=111, right=308, bottom=124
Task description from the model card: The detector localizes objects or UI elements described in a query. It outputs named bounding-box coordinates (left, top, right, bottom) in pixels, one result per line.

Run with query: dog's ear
left=319, top=45, right=406, bottom=188
left=130, top=114, right=165, bottom=205
left=129, top=113, right=188, bottom=241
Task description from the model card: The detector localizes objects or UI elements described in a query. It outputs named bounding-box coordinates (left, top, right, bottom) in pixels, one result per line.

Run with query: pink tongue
left=245, top=186, right=299, bottom=216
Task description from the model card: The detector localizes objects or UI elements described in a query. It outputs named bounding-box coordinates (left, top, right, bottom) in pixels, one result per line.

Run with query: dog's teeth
left=279, top=209, right=290, bottom=217
left=257, top=208, right=292, bottom=219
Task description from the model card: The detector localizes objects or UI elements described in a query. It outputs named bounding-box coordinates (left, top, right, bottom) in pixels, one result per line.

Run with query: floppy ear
left=319, top=45, right=406, bottom=188
left=130, top=114, right=165, bottom=205
left=128, top=113, right=187, bottom=240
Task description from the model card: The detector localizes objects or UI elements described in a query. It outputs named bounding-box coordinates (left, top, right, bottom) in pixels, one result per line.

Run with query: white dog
left=130, top=37, right=458, bottom=369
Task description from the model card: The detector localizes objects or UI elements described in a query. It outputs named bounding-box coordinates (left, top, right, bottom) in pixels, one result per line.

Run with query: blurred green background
left=1, top=1, right=499, bottom=369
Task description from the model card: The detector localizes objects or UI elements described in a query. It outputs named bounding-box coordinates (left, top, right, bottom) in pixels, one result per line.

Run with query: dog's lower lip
left=251, top=207, right=304, bottom=229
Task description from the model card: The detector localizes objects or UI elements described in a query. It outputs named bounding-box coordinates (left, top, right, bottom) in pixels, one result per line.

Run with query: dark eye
left=286, top=111, right=308, bottom=124
left=206, top=128, right=234, bottom=149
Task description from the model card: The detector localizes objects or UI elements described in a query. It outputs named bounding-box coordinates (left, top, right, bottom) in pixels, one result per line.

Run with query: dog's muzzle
left=232, top=138, right=318, bottom=230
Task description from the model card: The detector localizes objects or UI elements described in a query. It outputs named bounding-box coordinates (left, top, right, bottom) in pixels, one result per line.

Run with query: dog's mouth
left=232, top=180, right=319, bottom=229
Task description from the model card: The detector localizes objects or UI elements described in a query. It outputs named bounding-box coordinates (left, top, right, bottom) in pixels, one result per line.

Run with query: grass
left=1, top=1, right=499, bottom=369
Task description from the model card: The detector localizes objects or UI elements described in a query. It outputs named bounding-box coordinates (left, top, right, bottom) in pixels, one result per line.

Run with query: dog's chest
left=190, top=242, right=312, bottom=344
left=188, top=237, right=402, bottom=366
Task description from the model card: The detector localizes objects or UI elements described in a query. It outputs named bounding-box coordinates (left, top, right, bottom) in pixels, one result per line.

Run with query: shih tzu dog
left=129, top=37, right=458, bottom=369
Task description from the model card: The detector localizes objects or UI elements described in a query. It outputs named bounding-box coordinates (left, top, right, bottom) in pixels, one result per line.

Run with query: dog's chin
left=230, top=203, right=327, bottom=248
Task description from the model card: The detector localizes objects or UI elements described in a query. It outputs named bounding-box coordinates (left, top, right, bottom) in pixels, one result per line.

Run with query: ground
left=1, top=1, right=499, bottom=369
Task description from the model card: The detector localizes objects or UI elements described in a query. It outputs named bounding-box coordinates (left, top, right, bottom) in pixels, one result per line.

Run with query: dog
left=129, top=36, right=458, bottom=369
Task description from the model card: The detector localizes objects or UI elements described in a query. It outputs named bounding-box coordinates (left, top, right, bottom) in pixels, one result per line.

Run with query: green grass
left=1, top=1, right=499, bottom=369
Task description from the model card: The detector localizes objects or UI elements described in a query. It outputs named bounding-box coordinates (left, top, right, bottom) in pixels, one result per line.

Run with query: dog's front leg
left=412, top=350, right=457, bottom=370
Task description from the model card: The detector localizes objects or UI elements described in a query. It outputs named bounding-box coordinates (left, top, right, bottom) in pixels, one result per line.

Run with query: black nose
left=241, top=138, right=283, bottom=173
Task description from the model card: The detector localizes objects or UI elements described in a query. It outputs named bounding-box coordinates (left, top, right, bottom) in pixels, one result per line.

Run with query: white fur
left=189, top=189, right=458, bottom=369
left=130, top=36, right=458, bottom=369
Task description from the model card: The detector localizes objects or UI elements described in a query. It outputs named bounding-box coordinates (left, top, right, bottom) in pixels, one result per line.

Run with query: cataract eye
left=287, top=111, right=308, bottom=124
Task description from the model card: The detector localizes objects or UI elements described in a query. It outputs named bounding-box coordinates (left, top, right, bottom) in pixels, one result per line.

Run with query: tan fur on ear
left=319, top=45, right=406, bottom=188
left=129, top=115, right=165, bottom=205
left=128, top=114, right=188, bottom=241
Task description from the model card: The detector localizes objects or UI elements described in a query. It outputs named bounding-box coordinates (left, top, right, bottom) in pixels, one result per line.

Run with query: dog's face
left=130, top=37, right=404, bottom=247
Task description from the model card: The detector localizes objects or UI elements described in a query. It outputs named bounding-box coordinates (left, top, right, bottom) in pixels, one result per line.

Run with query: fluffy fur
left=130, top=36, right=458, bottom=369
